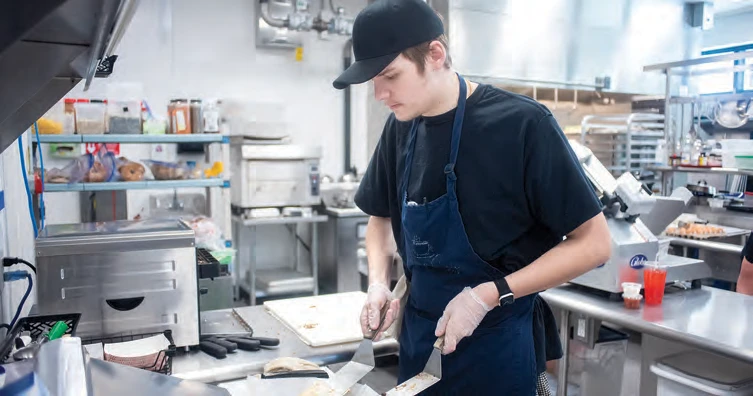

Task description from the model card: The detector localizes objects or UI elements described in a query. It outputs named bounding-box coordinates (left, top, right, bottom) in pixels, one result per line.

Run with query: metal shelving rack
left=232, top=214, right=328, bottom=305
left=643, top=51, right=753, bottom=193
left=33, top=134, right=230, bottom=144
left=31, top=133, right=233, bottom=238
left=580, top=113, right=665, bottom=177
left=32, top=134, right=231, bottom=193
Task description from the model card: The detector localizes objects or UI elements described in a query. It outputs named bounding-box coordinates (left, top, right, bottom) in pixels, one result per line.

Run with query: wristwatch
left=493, top=277, right=515, bottom=306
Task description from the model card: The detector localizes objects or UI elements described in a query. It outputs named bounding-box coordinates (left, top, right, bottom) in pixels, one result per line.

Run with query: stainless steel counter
left=542, top=285, right=753, bottom=364
left=171, top=306, right=399, bottom=384
left=667, top=237, right=744, bottom=255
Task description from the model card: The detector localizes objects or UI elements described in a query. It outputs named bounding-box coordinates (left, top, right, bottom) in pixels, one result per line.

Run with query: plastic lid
left=64, top=98, right=76, bottom=104
left=656, top=350, right=753, bottom=391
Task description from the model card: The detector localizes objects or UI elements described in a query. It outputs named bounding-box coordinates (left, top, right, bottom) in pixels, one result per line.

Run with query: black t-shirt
left=355, top=84, right=602, bottom=275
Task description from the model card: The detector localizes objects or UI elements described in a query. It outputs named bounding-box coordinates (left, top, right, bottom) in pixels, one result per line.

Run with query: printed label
left=629, top=254, right=648, bottom=269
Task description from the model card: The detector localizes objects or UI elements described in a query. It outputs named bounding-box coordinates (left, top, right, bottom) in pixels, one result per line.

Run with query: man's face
left=372, top=55, right=433, bottom=121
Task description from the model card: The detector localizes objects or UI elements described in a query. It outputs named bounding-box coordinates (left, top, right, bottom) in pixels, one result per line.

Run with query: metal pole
left=312, top=221, right=319, bottom=296
left=557, top=309, right=570, bottom=396
left=343, top=39, right=353, bottom=175
left=664, top=68, right=673, bottom=194
left=294, top=225, right=300, bottom=273
left=250, top=225, right=257, bottom=305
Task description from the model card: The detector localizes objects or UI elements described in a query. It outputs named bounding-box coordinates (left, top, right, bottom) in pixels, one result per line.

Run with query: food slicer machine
left=568, top=141, right=711, bottom=295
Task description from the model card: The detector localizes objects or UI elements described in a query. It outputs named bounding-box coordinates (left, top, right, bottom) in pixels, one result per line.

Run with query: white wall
left=44, top=0, right=369, bottom=224
left=1, top=135, right=39, bottom=323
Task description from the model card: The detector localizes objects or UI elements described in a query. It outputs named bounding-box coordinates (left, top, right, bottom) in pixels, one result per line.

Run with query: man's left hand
left=434, top=286, right=493, bottom=354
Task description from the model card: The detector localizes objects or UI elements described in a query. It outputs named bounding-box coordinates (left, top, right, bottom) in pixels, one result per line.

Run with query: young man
left=333, top=0, right=611, bottom=394
left=737, top=232, right=753, bottom=295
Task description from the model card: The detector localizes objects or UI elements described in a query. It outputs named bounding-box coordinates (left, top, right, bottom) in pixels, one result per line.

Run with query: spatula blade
left=383, top=337, right=443, bottom=396
left=326, top=361, right=374, bottom=395
left=351, top=338, right=375, bottom=367
left=423, top=337, right=443, bottom=379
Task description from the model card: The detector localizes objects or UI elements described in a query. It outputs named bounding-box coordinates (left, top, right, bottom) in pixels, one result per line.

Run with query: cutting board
left=264, top=292, right=367, bottom=347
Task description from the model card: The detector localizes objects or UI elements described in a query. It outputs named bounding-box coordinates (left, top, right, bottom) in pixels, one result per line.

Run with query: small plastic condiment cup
left=622, top=293, right=642, bottom=309
left=621, top=282, right=642, bottom=296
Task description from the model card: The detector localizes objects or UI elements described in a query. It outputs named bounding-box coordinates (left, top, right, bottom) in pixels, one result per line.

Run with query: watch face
left=499, top=292, right=514, bottom=306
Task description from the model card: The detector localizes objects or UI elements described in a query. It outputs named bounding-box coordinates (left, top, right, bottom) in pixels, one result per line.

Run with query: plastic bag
left=116, top=157, right=147, bottom=182
left=143, top=160, right=189, bottom=180
left=44, top=154, right=93, bottom=184
left=185, top=216, right=226, bottom=251
left=85, top=146, right=117, bottom=183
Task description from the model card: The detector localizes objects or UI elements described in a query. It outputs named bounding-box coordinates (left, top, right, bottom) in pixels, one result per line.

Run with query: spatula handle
left=433, top=336, right=445, bottom=350
left=368, top=301, right=392, bottom=340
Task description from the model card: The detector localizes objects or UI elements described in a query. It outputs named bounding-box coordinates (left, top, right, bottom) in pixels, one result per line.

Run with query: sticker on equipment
left=629, top=254, right=648, bottom=269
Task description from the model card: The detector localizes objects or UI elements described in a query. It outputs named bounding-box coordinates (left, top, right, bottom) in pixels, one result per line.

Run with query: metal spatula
left=325, top=302, right=391, bottom=395
left=384, top=337, right=443, bottom=396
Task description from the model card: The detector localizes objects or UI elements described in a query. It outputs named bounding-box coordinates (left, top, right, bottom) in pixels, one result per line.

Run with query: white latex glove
left=360, top=283, right=400, bottom=341
left=434, top=286, right=493, bottom=354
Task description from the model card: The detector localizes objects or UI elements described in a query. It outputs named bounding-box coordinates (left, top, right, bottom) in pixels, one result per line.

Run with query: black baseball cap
left=333, top=0, right=444, bottom=90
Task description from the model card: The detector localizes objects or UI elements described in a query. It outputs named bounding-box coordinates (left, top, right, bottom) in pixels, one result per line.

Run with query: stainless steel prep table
left=318, top=207, right=369, bottom=293
left=171, top=305, right=399, bottom=384
left=541, top=284, right=753, bottom=396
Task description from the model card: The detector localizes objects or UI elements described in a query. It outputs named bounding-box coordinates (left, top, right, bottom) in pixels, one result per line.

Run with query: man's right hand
left=360, top=282, right=400, bottom=341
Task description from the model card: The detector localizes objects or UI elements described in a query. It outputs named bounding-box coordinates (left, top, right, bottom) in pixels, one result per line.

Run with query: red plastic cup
left=644, top=265, right=667, bottom=305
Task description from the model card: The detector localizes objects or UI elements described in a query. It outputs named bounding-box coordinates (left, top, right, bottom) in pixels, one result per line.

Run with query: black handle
left=206, top=338, right=237, bottom=353
left=200, top=341, right=227, bottom=359
left=164, top=329, right=175, bottom=345
left=226, top=337, right=261, bottom=351
left=261, top=370, right=329, bottom=379
left=105, top=297, right=144, bottom=311
left=246, top=336, right=280, bottom=347
left=199, top=287, right=209, bottom=295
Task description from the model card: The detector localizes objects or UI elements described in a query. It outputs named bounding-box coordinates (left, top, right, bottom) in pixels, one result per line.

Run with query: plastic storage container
left=190, top=99, right=203, bottom=134
left=108, top=100, right=141, bottom=134
left=63, top=98, right=76, bottom=134
left=651, top=350, right=753, bottom=396
left=170, top=99, right=191, bottom=134
left=734, top=155, right=753, bottom=170
left=33, top=100, right=65, bottom=135
left=75, top=100, right=106, bottom=134
left=720, top=139, right=753, bottom=168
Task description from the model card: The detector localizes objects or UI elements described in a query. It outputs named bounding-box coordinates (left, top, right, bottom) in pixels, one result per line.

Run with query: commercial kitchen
left=1, top=0, right=753, bottom=395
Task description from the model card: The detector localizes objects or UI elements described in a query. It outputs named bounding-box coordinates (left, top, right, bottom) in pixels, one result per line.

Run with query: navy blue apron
left=397, top=74, right=537, bottom=395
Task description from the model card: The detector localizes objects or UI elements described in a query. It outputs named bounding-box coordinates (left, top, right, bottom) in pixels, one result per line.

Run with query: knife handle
left=226, top=337, right=261, bottom=351
left=247, top=336, right=280, bottom=347
left=206, top=338, right=237, bottom=353
left=261, top=370, right=329, bottom=379
left=200, top=341, right=227, bottom=359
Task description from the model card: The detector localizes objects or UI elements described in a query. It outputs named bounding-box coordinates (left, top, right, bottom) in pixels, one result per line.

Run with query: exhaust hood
left=0, top=0, right=138, bottom=153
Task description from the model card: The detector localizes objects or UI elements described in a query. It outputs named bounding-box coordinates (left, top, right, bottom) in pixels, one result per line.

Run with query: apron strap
left=401, top=73, right=469, bottom=200
left=400, top=120, right=420, bottom=200
left=445, top=73, right=468, bottom=194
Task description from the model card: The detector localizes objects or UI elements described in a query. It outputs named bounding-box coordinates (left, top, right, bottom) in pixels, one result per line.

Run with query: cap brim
left=333, top=52, right=400, bottom=90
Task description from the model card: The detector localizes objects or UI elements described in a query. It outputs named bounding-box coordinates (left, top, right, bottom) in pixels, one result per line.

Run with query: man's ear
left=426, top=40, right=447, bottom=71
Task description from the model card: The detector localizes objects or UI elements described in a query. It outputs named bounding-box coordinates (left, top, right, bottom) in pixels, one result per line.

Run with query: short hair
left=401, top=34, right=452, bottom=74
